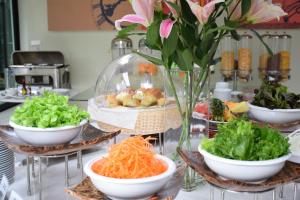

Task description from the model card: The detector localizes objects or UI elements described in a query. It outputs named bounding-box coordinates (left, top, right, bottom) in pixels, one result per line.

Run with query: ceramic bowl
left=84, top=154, right=176, bottom=200
left=50, top=88, right=70, bottom=96
left=288, top=129, right=300, bottom=164
left=9, top=120, right=87, bottom=146
left=248, top=103, right=300, bottom=124
left=198, top=145, right=291, bottom=183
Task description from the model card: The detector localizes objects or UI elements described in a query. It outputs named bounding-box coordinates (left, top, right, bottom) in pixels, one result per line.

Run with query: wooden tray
left=251, top=119, right=300, bottom=134
left=65, top=164, right=186, bottom=200
left=178, top=149, right=300, bottom=193
left=0, top=124, right=120, bottom=156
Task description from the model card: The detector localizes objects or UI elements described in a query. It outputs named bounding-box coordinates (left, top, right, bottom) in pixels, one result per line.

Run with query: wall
left=18, top=0, right=142, bottom=92
left=18, top=0, right=300, bottom=93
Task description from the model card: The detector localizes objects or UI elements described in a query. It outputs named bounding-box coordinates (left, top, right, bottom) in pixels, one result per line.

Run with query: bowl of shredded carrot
left=84, top=136, right=176, bottom=200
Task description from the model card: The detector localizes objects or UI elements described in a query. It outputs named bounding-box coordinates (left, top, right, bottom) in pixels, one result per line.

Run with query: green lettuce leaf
left=11, top=92, right=89, bottom=128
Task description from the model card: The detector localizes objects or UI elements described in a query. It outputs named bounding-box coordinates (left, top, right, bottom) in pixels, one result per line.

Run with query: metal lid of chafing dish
left=11, top=51, right=65, bottom=65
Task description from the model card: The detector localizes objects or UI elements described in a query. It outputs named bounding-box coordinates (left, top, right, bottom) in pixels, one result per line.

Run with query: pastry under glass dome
left=95, top=53, right=166, bottom=108
left=89, top=53, right=181, bottom=135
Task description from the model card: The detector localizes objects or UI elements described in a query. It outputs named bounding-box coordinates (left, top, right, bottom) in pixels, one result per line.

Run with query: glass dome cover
left=95, top=53, right=165, bottom=108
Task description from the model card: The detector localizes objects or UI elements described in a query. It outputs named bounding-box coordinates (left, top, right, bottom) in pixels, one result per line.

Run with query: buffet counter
left=0, top=89, right=298, bottom=200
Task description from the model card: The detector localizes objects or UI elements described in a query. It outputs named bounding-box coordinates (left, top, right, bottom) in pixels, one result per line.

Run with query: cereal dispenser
left=279, top=32, right=292, bottom=81
left=220, top=35, right=236, bottom=80
left=266, top=33, right=281, bottom=81
left=258, top=32, right=272, bottom=80
left=238, top=32, right=253, bottom=81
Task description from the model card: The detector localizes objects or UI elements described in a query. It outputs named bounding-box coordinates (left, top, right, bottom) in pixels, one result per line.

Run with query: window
left=0, top=0, right=19, bottom=90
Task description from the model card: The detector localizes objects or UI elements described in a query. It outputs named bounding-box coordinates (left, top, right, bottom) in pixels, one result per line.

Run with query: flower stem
left=166, top=69, right=184, bottom=120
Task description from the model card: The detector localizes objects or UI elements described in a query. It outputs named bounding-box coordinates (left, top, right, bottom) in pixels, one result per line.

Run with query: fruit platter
left=193, top=98, right=249, bottom=124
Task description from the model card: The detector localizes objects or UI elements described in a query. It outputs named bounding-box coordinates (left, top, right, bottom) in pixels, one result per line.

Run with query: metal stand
left=210, top=185, right=214, bottom=200
left=65, top=155, right=69, bottom=187
left=159, top=132, right=164, bottom=155
left=77, top=151, right=83, bottom=179
left=294, top=182, right=298, bottom=200
left=25, top=151, right=83, bottom=199
left=38, top=157, right=42, bottom=200
left=26, top=156, right=32, bottom=196
left=279, top=185, right=284, bottom=199
left=208, top=183, right=276, bottom=200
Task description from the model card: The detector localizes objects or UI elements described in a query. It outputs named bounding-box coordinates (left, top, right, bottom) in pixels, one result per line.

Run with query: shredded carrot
left=92, top=136, right=167, bottom=179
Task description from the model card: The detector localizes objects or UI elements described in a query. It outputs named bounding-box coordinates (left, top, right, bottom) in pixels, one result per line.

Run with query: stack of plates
left=0, top=142, right=14, bottom=184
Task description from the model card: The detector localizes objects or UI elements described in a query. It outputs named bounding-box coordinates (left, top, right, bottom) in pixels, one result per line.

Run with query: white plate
left=0, top=157, right=15, bottom=162
left=0, top=151, right=13, bottom=156
left=0, top=157, right=14, bottom=162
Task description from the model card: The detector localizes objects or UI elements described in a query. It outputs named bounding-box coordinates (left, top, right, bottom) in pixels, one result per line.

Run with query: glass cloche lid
left=95, top=53, right=165, bottom=108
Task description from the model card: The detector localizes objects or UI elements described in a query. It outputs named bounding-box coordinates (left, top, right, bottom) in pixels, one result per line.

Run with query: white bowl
left=50, top=88, right=70, bottom=96
left=198, top=145, right=291, bottom=183
left=214, top=88, right=232, bottom=101
left=288, top=129, right=300, bottom=164
left=248, top=103, right=300, bottom=124
left=5, top=88, right=17, bottom=96
left=9, top=120, right=87, bottom=146
left=84, top=154, right=176, bottom=200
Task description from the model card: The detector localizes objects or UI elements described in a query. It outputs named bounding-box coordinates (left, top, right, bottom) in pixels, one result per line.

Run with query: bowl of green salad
left=249, top=81, right=300, bottom=124
left=9, top=92, right=89, bottom=146
left=199, top=119, right=291, bottom=183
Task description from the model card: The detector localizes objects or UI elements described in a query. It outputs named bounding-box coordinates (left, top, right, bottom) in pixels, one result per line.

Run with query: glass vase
left=163, top=67, right=210, bottom=191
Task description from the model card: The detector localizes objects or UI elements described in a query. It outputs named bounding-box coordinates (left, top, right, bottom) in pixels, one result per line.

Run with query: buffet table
left=0, top=89, right=299, bottom=200
left=6, top=145, right=299, bottom=200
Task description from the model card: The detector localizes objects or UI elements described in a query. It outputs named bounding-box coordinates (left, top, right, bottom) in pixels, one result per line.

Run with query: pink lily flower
left=165, top=0, right=178, bottom=17
left=160, top=18, right=176, bottom=39
left=228, top=0, right=242, bottom=21
left=229, top=0, right=287, bottom=24
left=115, top=0, right=156, bottom=30
left=246, top=0, right=287, bottom=24
left=159, top=0, right=178, bottom=39
left=186, top=0, right=225, bottom=24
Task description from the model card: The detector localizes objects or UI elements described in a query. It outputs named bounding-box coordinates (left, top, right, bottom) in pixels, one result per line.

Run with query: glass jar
left=259, top=32, right=272, bottom=80
left=279, top=32, right=291, bottom=81
left=238, top=32, right=253, bottom=80
left=266, top=33, right=281, bottom=81
left=111, top=37, right=133, bottom=60
left=220, top=35, right=236, bottom=79
left=138, top=37, right=153, bottom=55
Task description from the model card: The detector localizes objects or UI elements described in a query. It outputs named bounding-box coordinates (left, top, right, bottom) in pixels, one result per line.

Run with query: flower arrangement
left=115, top=0, right=286, bottom=156
left=115, top=0, right=286, bottom=191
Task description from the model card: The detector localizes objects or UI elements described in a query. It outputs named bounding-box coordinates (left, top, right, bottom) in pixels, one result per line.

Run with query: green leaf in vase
left=162, top=23, right=179, bottom=58
left=134, top=50, right=163, bottom=65
left=180, top=0, right=197, bottom=24
left=164, top=0, right=181, bottom=14
left=117, top=24, right=139, bottom=38
left=241, top=0, right=252, bottom=16
left=230, top=30, right=241, bottom=41
left=146, top=21, right=162, bottom=50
